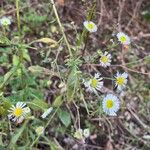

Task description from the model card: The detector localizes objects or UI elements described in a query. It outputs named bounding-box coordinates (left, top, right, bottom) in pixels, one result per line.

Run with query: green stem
left=16, top=0, right=25, bottom=89
left=2, top=27, right=6, bottom=36
left=50, top=0, right=72, bottom=57
left=45, top=107, right=59, bottom=128
left=87, top=0, right=96, bottom=21
left=79, top=1, right=96, bottom=55
left=30, top=135, right=40, bottom=148
left=16, top=0, right=21, bottom=37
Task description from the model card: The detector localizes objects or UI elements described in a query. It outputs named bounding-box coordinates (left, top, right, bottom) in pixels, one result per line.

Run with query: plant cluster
left=0, top=0, right=149, bottom=149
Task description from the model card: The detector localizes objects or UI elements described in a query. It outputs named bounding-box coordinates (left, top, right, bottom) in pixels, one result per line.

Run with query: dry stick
left=133, top=33, right=150, bottom=41
left=50, top=0, right=72, bottom=57
left=0, top=2, right=37, bottom=17
left=118, top=0, right=126, bottom=31
left=66, top=103, right=76, bottom=129
left=125, top=0, right=143, bottom=31
left=84, top=63, right=149, bottom=76
left=127, top=108, right=148, bottom=130
left=73, top=101, right=81, bottom=129
left=98, top=0, right=104, bottom=26
left=118, top=119, right=150, bottom=147
left=124, top=8, right=150, bottom=29
left=16, top=0, right=21, bottom=36
left=117, top=65, right=149, bottom=75
left=78, top=143, right=103, bottom=150
left=53, top=138, right=65, bottom=150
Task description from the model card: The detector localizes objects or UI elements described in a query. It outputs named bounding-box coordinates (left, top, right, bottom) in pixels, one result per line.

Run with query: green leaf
left=13, top=55, right=19, bottom=66
left=35, top=38, right=57, bottom=45
left=58, top=110, right=71, bottom=127
left=1, top=66, right=18, bottom=89
left=0, top=106, right=5, bottom=116
left=0, top=36, right=11, bottom=46
left=142, top=10, right=150, bottom=22
left=28, top=65, right=59, bottom=77
left=67, top=68, right=80, bottom=102
left=27, top=99, right=48, bottom=111
left=52, top=96, right=63, bottom=107
left=22, top=49, right=31, bottom=62
left=3, top=69, right=14, bottom=83
left=144, top=55, right=150, bottom=63
left=0, top=99, right=12, bottom=116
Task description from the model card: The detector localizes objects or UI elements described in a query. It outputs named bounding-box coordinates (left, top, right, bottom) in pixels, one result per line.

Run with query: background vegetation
left=0, top=0, right=150, bottom=149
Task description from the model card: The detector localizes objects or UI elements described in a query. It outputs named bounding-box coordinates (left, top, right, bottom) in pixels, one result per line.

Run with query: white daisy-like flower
left=0, top=17, right=11, bottom=26
left=41, top=107, right=53, bottom=119
left=74, top=129, right=83, bottom=140
left=83, top=21, right=97, bottom=33
left=83, top=128, right=90, bottom=138
left=24, top=107, right=31, bottom=114
left=116, top=32, right=130, bottom=45
left=99, top=51, right=112, bottom=68
left=8, top=102, right=30, bottom=123
left=35, top=126, right=44, bottom=135
left=115, top=72, right=128, bottom=91
left=84, top=73, right=103, bottom=93
left=102, top=94, right=120, bottom=116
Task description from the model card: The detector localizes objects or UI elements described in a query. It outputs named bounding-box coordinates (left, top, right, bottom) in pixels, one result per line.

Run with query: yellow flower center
left=101, top=56, right=108, bottom=63
left=87, top=23, right=94, bottom=29
left=117, top=77, right=125, bottom=85
left=91, top=78, right=98, bottom=88
left=106, top=99, right=114, bottom=108
left=120, top=36, right=126, bottom=42
left=13, top=107, right=23, bottom=117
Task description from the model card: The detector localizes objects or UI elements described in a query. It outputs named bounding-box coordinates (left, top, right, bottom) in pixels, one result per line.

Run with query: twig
left=84, top=63, right=150, bottom=75
left=50, top=0, right=72, bottom=57
left=73, top=101, right=81, bottom=129
left=118, top=0, right=126, bottom=31
left=125, top=0, right=143, bottom=30
left=98, top=0, right=104, bottom=26
left=0, top=2, right=37, bottom=18
left=127, top=107, right=149, bottom=130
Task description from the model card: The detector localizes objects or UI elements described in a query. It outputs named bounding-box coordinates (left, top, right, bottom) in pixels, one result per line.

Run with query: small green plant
left=0, top=0, right=149, bottom=149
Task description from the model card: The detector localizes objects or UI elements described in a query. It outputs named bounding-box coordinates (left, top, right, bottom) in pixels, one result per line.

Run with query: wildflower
left=8, top=102, right=30, bottom=123
left=35, top=126, right=44, bottom=135
left=83, top=128, right=90, bottom=138
left=0, top=17, right=11, bottom=26
left=115, top=72, right=128, bottom=90
left=84, top=73, right=103, bottom=93
left=102, top=94, right=120, bottom=116
left=83, top=21, right=97, bottom=33
left=24, top=107, right=31, bottom=114
left=74, top=128, right=90, bottom=140
left=99, top=51, right=112, bottom=68
left=41, top=107, right=53, bottom=119
left=117, top=32, right=130, bottom=45
left=74, top=129, right=83, bottom=140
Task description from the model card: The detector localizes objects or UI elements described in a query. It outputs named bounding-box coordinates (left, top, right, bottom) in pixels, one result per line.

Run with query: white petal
left=95, top=73, right=100, bottom=79
left=122, top=72, right=128, bottom=78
